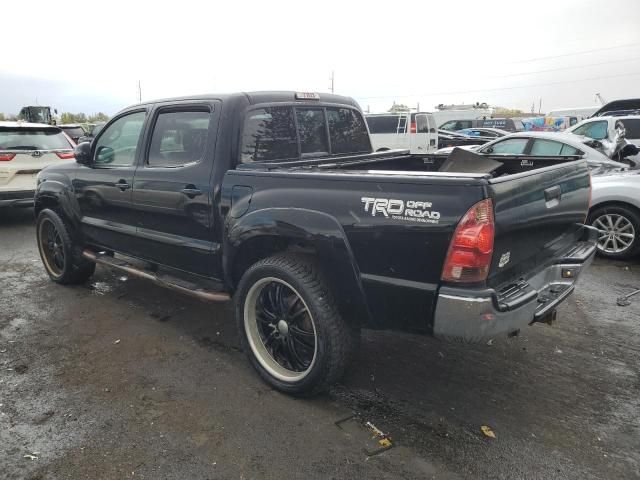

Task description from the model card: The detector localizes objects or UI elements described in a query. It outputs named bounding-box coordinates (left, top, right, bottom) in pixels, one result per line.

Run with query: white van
left=365, top=112, right=439, bottom=154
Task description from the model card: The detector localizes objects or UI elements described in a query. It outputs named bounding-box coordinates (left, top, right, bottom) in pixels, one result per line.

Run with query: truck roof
left=133, top=91, right=360, bottom=109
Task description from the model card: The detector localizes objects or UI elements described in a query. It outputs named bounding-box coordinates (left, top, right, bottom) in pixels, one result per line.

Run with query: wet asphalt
left=1, top=208, right=639, bottom=480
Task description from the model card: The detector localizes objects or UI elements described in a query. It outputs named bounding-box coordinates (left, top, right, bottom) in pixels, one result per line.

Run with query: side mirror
left=74, top=142, right=92, bottom=165
left=485, top=146, right=493, bottom=154
left=96, top=145, right=115, bottom=164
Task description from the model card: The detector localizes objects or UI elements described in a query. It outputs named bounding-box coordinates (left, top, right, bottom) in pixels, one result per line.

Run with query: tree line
left=0, top=112, right=110, bottom=123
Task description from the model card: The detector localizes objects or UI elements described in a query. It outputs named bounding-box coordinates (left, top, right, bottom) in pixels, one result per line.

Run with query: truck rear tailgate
left=432, top=159, right=596, bottom=342
left=487, top=159, right=591, bottom=289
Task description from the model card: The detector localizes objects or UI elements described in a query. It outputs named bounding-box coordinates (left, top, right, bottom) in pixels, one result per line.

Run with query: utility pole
left=137, top=80, right=142, bottom=103
left=329, top=71, right=334, bottom=94
left=538, top=98, right=542, bottom=115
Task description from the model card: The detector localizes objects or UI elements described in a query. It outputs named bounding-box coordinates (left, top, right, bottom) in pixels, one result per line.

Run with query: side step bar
left=82, top=250, right=230, bottom=303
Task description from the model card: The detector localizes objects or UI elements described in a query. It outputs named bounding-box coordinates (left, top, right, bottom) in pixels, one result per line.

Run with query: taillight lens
left=56, top=151, right=75, bottom=159
left=410, top=122, right=417, bottom=133
left=441, top=198, right=495, bottom=283
left=0, top=153, right=16, bottom=161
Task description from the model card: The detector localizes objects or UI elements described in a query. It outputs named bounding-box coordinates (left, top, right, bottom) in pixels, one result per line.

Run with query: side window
left=366, top=115, right=401, bottom=134
left=485, top=138, right=528, bottom=154
left=326, top=108, right=371, bottom=155
left=296, top=108, right=328, bottom=156
left=147, top=110, right=210, bottom=167
left=530, top=139, right=563, bottom=155
left=621, top=119, right=640, bottom=139
left=560, top=143, right=580, bottom=155
left=573, top=121, right=608, bottom=140
left=94, top=112, right=146, bottom=166
left=439, top=120, right=456, bottom=131
left=241, top=107, right=297, bottom=163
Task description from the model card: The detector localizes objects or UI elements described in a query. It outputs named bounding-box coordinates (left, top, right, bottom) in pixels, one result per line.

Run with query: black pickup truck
left=34, top=91, right=597, bottom=395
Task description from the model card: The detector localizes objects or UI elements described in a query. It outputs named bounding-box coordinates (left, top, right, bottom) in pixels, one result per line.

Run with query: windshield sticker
left=361, top=197, right=441, bottom=224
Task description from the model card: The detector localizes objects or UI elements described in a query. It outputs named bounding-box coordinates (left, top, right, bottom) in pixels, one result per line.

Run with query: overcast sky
left=2, top=0, right=639, bottom=116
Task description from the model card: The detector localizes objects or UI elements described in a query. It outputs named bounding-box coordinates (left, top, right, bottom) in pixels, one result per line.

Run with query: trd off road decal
left=361, top=197, right=441, bottom=224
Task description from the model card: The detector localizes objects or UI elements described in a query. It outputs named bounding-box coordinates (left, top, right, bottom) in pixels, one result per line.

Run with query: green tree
left=388, top=102, right=410, bottom=113
left=492, top=107, right=526, bottom=118
left=0, top=112, right=5, bottom=121
left=60, top=112, right=88, bottom=124
left=88, top=112, right=110, bottom=122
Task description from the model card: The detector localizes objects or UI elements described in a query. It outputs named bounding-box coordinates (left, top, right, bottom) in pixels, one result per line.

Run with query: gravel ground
left=1, top=208, right=639, bottom=480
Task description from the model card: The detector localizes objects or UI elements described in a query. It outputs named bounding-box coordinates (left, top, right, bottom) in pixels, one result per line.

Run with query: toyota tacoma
left=34, top=92, right=597, bottom=395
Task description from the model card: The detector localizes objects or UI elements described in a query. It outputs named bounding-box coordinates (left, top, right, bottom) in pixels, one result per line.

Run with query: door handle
left=115, top=180, right=130, bottom=191
left=181, top=186, right=202, bottom=198
left=544, top=185, right=562, bottom=208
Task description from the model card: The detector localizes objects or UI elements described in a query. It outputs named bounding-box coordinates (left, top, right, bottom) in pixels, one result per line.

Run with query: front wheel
left=235, top=254, right=355, bottom=396
left=589, top=205, right=640, bottom=260
left=36, top=209, right=96, bottom=284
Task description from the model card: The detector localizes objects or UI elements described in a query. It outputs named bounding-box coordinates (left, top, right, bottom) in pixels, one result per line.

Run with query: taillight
left=441, top=198, right=495, bottom=283
left=56, top=152, right=75, bottom=159
left=410, top=122, right=417, bottom=133
left=0, top=153, right=16, bottom=161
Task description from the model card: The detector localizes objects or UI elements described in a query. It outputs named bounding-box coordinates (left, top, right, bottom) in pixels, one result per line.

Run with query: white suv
left=566, top=115, right=640, bottom=163
left=0, top=122, right=75, bottom=208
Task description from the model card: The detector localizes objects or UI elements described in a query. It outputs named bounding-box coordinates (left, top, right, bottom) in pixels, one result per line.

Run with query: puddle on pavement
left=87, top=281, right=114, bottom=295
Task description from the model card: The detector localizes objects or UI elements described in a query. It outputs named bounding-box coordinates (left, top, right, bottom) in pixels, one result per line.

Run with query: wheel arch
left=588, top=199, right=640, bottom=220
left=224, top=208, right=371, bottom=328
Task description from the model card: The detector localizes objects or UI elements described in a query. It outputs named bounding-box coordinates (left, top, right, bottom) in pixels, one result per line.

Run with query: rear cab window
left=241, top=105, right=371, bottom=163
left=0, top=127, right=73, bottom=150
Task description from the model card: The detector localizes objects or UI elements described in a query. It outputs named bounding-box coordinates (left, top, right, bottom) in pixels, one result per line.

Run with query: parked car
left=58, top=124, right=86, bottom=143
left=0, top=122, right=75, bottom=208
left=78, top=122, right=106, bottom=144
left=457, top=127, right=509, bottom=139
left=439, top=118, right=524, bottom=133
left=435, top=131, right=628, bottom=173
left=590, top=98, right=640, bottom=117
left=437, top=129, right=489, bottom=149
left=35, top=91, right=597, bottom=396
left=566, top=115, right=640, bottom=164
left=588, top=169, right=640, bottom=259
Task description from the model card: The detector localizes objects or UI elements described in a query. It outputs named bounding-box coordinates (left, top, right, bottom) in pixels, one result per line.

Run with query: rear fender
left=224, top=208, right=371, bottom=327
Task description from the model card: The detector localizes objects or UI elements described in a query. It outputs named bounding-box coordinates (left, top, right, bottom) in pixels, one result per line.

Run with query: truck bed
left=229, top=149, right=591, bottom=334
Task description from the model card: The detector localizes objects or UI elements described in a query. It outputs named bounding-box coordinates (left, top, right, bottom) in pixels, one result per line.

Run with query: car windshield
left=62, top=127, right=85, bottom=138
left=92, top=123, right=105, bottom=135
left=0, top=127, right=72, bottom=150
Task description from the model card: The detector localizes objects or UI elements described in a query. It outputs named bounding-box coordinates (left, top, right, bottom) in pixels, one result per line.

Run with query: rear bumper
left=0, top=190, right=35, bottom=207
left=433, top=230, right=597, bottom=343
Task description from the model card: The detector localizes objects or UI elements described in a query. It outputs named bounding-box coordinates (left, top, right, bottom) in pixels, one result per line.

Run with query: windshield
left=61, top=127, right=85, bottom=138
left=0, top=127, right=72, bottom=150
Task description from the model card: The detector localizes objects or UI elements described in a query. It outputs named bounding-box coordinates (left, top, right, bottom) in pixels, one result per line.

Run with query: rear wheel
left=589, top=205, right=640, bottom=260
left=235, top=254, right=355, bottom=396
left=36, top=209, right=95, bottom=284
